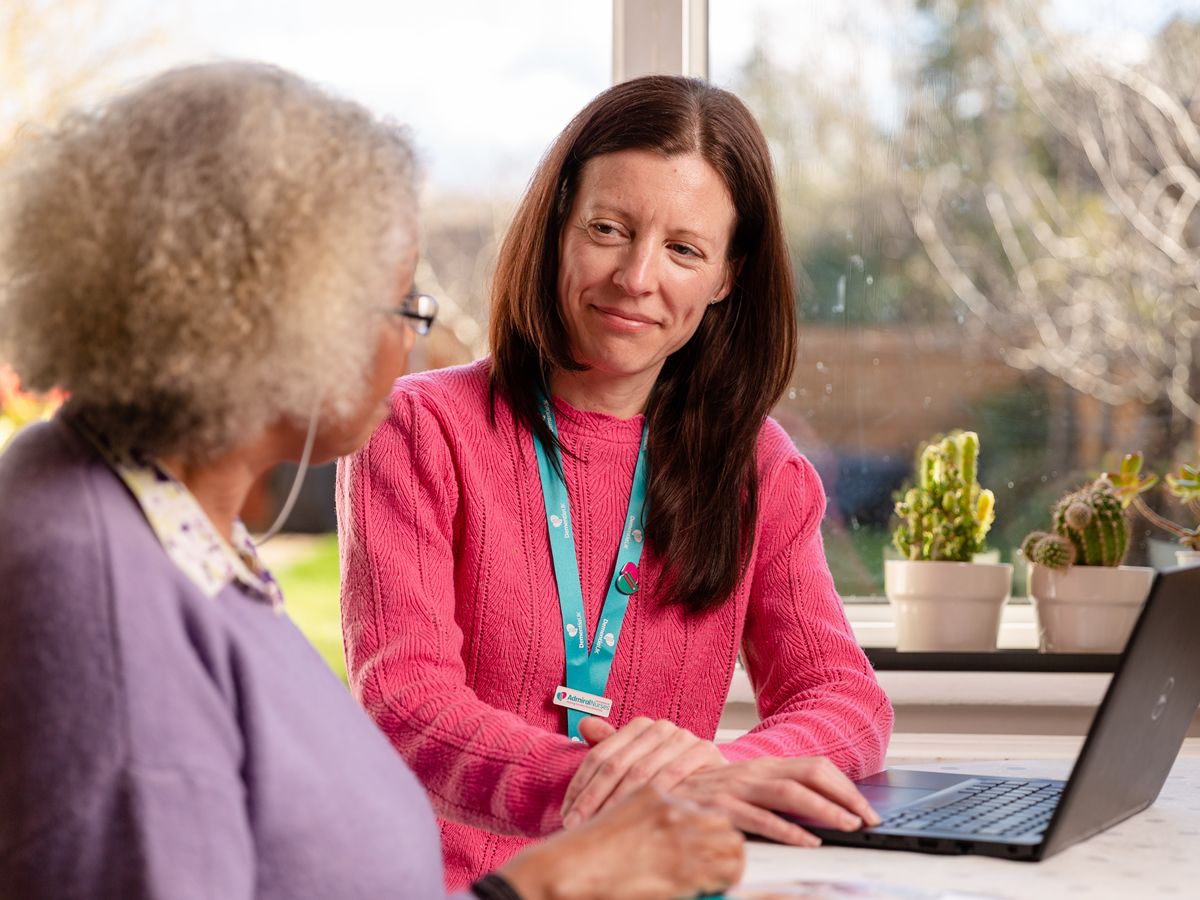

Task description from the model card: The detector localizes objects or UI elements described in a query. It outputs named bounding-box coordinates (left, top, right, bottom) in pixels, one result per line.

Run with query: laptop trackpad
left=789, top=769, right=973, bottom=825
left=856, top=783, right=942, bottom=816
left=856, top=769, right=977, bottom=817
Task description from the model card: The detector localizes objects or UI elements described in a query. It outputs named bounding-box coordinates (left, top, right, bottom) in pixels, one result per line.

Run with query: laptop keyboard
left=878, top=779, right=1063, bottom=838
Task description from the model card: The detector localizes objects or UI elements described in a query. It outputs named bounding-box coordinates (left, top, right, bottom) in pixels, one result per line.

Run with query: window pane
left=3, top=0, right=610, bottom=374
left=0, top=0, right=611, bottom=531
left=711, top=0, right=1200, bottom=598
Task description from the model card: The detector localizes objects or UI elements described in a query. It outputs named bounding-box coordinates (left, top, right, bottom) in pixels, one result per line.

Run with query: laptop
left=803, top=565, right=1200, bottom=861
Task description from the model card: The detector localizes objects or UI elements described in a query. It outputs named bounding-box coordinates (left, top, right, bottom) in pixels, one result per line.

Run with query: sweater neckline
left=549, top=394, right=646, bottom=445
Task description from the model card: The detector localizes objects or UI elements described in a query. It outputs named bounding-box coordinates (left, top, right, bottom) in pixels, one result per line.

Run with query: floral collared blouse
left=80, top=423, right=284, bottom=611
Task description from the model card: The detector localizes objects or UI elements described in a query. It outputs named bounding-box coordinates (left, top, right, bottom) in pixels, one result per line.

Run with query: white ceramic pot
left=1028, top=564, right=1154, bottom=653
left=884, top=559, right=1013, bottom=652
left=1175, top=549, right=1200, bottom=567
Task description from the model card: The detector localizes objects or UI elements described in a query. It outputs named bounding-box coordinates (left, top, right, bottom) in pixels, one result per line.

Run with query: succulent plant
left=1111, top=453, right=1200, bottom=550
left=1165, top=462, right=1200, bottom=503
left=893, top=430, right=996, bottom=562
left=1105, top=452, right=1159, bottom=507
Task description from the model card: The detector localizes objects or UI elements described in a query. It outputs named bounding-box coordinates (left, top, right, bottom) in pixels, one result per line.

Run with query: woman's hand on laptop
left=560, top=716, right=726, bottom=828
left=669, top=756, right=882, bottom=847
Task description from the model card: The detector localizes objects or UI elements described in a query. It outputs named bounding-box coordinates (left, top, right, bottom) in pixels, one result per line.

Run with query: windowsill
left=724, top=666, right=1112, bottom=725
left=842, top=597, right=1040, bottom=649
left=723, top=602, right=1200, bottom=737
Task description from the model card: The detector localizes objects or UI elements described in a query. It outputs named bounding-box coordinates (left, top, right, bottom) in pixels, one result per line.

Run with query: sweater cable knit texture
left=336, top=360, right=893, bottom=890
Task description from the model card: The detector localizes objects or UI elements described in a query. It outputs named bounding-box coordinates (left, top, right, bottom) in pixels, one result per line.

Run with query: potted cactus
left=1022, top=459, right=1156, bottom=653
left=885, top=430, right=1012, bottom=651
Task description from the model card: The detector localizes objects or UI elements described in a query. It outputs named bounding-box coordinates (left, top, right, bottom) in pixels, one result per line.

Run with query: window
left=2, top=0, right=610, bottom=373
left=0, top=0, right=611, bottom=528
left=10, top=0, right=1200, bottom=581
left=174, top=0, right=608, bottom=376
left=710, top=0, right=1200, bottom=598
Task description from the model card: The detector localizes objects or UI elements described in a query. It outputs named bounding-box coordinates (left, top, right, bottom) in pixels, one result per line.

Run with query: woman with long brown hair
left=338, top=75, right=893, bottom=890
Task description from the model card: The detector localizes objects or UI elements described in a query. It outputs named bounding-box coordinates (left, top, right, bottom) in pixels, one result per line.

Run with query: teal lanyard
left=532, top=395, right=649, bottom=741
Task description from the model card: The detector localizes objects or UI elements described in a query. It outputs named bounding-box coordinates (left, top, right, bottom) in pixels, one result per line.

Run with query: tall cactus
left=1024, top=477, right=1130, bottom=569
left=893, top=431, right=996, bottom=562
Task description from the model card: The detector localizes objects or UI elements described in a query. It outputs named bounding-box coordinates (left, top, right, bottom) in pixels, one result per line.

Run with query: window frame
left=612, top=0, right=708, bottom=81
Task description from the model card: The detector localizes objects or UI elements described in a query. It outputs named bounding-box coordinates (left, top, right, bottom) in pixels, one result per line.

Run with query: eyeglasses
left=388, top=289, right=438, bottom=336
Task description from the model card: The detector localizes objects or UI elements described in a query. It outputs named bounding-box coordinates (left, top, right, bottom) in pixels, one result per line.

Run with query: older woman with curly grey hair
left=0, top=62, right=743, bottom=900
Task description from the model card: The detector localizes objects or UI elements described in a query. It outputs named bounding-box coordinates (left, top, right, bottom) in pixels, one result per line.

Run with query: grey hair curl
left=0, top=61, right=418, bottom=460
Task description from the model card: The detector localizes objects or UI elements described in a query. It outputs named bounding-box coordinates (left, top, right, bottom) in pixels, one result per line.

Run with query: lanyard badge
left=532, top=395, right=648, bottom=742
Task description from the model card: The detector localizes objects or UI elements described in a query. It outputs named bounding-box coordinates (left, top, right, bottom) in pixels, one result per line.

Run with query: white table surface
left=730, top=736, right=1200, bottom=900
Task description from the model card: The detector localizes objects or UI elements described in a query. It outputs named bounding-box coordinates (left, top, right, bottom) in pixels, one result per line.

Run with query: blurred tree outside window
left=710, top=0, right=1200, bottom=598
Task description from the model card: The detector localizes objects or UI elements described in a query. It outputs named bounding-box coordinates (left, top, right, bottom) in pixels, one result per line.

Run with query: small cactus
left=893, top=431, right=997, bottom=562
left=1024, top=477, right=1130, bottom=570
left=1053, top=480, right=1129, bottom=566
left=1021, top=531, right=1076, bottom=569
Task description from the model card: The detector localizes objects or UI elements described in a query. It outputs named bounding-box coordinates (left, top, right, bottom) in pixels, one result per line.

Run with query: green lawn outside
left=822, top=521, right=891, bottom=598
left=273, top=534, right=348, bottom=683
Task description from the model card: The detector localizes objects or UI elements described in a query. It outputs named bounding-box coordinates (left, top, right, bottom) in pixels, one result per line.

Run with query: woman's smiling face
left=556, top=148, right=737, bottom=393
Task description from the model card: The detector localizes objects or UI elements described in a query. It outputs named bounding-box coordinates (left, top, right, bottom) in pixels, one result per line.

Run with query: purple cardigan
left=0, top=419, right=465, bottom=899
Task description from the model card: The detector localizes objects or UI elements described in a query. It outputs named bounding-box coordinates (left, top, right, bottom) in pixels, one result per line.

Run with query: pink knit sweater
left=336, top=360, right=893, bottom=890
